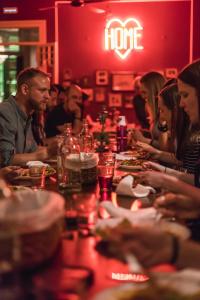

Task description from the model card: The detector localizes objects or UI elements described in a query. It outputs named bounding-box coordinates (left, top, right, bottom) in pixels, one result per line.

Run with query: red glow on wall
left=105, top=18, right=143, bottom=59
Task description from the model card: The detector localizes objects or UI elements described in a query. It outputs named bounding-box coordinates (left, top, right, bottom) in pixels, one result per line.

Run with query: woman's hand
left=131, top=129, right=146, bottom=143
left=111, top=225, right=173, bottom=268
left=143, top=161, right=166, bottom=172
left=0, top=166, right=22, bottom=182
left=138, top=171, right=169, bottom=188
left=137, top=141, right=160, bottom=156
left=154, top=193, right=200, bottom=220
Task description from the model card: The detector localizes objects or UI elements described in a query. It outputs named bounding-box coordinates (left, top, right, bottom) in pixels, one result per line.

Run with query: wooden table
left=15, top=173, right=159, bottom=300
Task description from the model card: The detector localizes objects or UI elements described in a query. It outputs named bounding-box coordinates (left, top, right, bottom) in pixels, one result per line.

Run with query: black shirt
left=45, top=104, right=76, bottom=138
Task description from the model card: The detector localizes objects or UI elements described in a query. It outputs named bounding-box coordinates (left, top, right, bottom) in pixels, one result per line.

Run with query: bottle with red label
left=116, top=116, right=127, bottom=153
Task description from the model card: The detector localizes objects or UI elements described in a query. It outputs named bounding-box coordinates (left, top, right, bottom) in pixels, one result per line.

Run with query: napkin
left=116, top=175, right=156, bottom=197
left=100, top=201, right=161, bottom=223
left=26, top=161, right=49, bottom=167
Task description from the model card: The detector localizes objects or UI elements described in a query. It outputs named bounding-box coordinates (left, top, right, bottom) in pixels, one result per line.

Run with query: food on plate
left=19, top=166, right=56, bottom=178
left=121, top=149, right=150, bottom=160
left=8, top=185, right=31, bottom=192
left=120, top=159, right=146, bottom=166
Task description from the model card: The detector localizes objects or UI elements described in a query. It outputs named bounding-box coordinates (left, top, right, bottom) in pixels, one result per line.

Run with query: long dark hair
left=176, top=59, right=200, bottom=160
left=159, top=83, right=180, bottom=144
left=140, top=71, right=165, bottom=121
left=178, top=59, right=200, bottom=126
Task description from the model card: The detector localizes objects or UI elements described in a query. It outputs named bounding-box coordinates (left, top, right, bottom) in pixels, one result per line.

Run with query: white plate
left=118, top=164, right=143, bottom=171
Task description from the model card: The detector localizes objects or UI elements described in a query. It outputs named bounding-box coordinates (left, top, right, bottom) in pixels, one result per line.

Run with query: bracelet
left=158, top=122, right=168, bottom=132
left=170, top=235, right=179, bottom=265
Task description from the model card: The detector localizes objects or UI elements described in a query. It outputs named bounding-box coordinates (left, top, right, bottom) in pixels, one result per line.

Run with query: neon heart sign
left=105, top=18, right=143, bottom=59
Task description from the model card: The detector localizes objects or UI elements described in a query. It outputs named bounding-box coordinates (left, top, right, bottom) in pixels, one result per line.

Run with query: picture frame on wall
left=108, top=93, right=122, bottom=107
left=95, top=87, right=106, bottom=102
left=82, top=88, right=94, bottom=102
left=124, top=94, right=134, bottom=108
left=165, top=68, right=178, bottom=79
left=95, top=70, right=109, bottom=86
left=112, top=72, right=134, bottom=91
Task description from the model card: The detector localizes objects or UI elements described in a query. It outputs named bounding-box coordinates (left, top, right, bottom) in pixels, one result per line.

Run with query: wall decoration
left=124, top=94, right=133, bottom=108
left=95, top=87, right=106, bottom=102
left=112, top=72, right=134, bottom=91
left=95, top=70, right=109, bottom=86
left=108, top=93, right=122, bottom=107
left=165, top=68, right=178, bottom=79
left=105, top=18, right=144, bottom=59
left=82, top=88, right=94, bottom=102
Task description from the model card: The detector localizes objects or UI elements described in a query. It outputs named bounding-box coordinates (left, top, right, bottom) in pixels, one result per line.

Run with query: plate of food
left=118, top=159, right=147, bottom=171
left=121, top=149, right=150, bottom=160
left=8, top=185, right=32, bottom=192
left=16, top=166, right=56, bottom=179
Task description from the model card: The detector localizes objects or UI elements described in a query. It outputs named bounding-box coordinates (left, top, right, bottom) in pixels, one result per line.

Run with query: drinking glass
left=98, top=153, right=115, bottom=192
left=0, top=225, right=22, bottom=300
left=74, top=193, right=98, bottom=231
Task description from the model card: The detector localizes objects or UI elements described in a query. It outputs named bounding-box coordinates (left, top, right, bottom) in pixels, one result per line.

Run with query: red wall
left=58, top=1, right=190, bottom=79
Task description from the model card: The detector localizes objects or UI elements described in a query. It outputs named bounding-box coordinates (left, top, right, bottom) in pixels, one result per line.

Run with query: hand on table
left=109, top=224, right=173, bottom=268
left=143, top=161, right=166, bottom=172
left=137, top=141, right=160, bottom=156
left=154, top=193, right=200, bottom=220
left=137, top=170, right=164, bottom=188
left=0, top=166, right=23, bottom=183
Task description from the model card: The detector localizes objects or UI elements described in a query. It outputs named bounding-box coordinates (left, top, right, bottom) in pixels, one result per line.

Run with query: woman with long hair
left=131, top=71, right=165, bottom=147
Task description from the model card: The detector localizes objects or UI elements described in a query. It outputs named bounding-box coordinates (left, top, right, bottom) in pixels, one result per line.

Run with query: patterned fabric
left=0, top=96, right=37, bottom=167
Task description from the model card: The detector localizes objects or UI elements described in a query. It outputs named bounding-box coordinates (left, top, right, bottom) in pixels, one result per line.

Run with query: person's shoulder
left=0, top=97, right=16, bottom=118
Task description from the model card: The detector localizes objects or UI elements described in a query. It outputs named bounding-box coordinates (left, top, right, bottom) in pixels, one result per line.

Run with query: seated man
left=0, top=67, right=57, bottom=167
left=45, top=84, right=83, bottom=138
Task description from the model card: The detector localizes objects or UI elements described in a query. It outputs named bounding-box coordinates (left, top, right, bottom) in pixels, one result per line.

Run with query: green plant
left=95, top=106, right=110, bottom=152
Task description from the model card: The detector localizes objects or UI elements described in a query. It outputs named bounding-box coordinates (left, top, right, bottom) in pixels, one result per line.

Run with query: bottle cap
left=118, top=116, right=126, bottom=126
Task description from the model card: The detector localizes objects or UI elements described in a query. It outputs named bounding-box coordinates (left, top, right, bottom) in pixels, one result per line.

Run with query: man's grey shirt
left=0, top=96, right=37, bottom=160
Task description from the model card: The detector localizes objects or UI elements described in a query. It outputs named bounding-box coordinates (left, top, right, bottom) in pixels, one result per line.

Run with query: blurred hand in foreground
left=154, top=193, right=200, bottom=220
left=143, top=161, right=165, bottom=172
left=0, top=166, right=22, bottom=183
left=138, top=170, right=171, bottom=188
left=110, top=225, right=173, bottom=268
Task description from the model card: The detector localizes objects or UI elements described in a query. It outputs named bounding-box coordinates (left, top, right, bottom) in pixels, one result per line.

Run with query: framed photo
left=165, top=68, right=178, bottom=79
left=124, top=94, right=133, bottom=108
left=82, top=88, right=94, bottom=102
left=95, top=70, right=109, bottom=86
left=112, top=72, right=134, bottom=91
left=95, top=87, right=106, bottom=102
left=108, top=93, right=122, bottom=107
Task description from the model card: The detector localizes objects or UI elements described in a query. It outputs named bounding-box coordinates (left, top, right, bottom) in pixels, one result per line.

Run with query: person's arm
left=176, top=239, right=200, bottom=269
left=154, top=193, right=200, bottom=219
left=137, top=141, right=181, bottom=166
left=158, top=130, right=172, bottom=152
left=12, top=144, right=58, bottom=166
left=140, top=171, right=197, bottom=196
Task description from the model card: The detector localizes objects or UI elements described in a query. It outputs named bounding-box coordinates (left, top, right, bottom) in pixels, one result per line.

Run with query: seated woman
left=131, top=71, right=165, bottom=148
left=138, top=59, right=200, bottom=185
